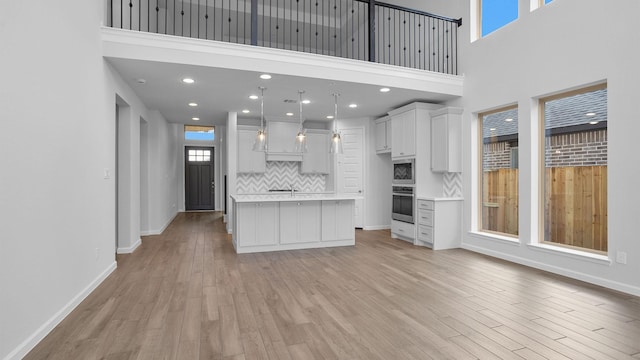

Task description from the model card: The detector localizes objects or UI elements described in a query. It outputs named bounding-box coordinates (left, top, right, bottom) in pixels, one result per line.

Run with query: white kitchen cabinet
left=266, top=121, right=303, bottom=161
left=430, top=107, right=463, bottom=173
left=391, top=220, right=415, bottom=242
left=416, top=198, right=462, bottom=250
left=391, top=109, right=416, bottom=158
left=280, top=201, right=321, bottom=244
left=235, top=202, right=279, bottom=247
left=237, top=126, right=266, bottom=173
left=301, top=130, right=330, bottom=174
left=321, top=200, right=354, bottom=241
left=375, top=116, right=392, bottom=154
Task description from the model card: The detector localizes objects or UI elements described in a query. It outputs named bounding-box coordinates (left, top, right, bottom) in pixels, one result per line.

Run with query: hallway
left=25, top=212, right=640, bottom=359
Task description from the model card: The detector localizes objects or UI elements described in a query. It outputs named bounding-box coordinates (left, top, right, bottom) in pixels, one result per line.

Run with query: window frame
left=537, top=82, right=608, bottom=255
left=478, top=104, right=519, bottom=238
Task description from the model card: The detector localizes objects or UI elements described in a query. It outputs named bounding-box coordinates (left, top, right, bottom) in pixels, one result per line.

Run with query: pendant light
left=329, top=93, right=343, bottom=154
left=294, top=90, right=307, bottom=153
left=253, top=86, right=267, bottom=151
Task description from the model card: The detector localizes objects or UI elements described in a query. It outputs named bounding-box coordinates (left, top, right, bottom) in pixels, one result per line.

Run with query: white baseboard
left=363, top=225, right=391, bottom=231
left=3, top=261, right=117, bottom=360
left=140, top=211, right=178, bottom=236
left=461, top=243, right=640, bottom=297
left=117, top=237, right=141, bottom=254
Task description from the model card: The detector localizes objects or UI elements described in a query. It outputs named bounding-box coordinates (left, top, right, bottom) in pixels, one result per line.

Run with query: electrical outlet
left=95, top=248, right=101, bottom=260
left=616, top=251, right=627, bottom=264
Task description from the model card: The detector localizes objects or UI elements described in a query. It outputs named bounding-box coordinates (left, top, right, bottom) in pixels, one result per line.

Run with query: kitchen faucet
left=290, top=183, right=296, bottom=197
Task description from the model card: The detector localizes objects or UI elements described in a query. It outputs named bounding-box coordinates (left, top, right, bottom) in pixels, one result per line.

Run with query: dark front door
left=185, top=146, right=215, bottom=210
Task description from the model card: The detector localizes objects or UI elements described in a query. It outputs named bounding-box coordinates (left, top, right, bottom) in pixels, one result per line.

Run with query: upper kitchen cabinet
left=390, top=110, right=416, bottom=158
left=266, top=120, right=303, bottom=161
left=375, top=116, right=392, bottom=154
left=301, top=129, right=330, bottom=174
left=237, top=126, right=266, bottom=174
left=430, top=107, right=463, bottom=173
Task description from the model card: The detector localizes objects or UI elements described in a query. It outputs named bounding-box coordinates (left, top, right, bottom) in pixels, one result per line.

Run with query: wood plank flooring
left=25, top=212, right=640, bottom=359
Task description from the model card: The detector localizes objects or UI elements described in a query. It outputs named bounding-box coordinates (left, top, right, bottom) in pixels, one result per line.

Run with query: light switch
left=103, top=168, right=110, bottom=179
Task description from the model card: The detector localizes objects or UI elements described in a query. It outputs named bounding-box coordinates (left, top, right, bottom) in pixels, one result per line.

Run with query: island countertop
left=230, top=193, right=363, bottom=203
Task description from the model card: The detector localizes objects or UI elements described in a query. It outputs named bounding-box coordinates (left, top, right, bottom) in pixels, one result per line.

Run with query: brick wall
left=483, top=129, right=607, bottom=170
left=483, top=141, right=513, bottom=170
left=544, top=129, right=607, bottom=167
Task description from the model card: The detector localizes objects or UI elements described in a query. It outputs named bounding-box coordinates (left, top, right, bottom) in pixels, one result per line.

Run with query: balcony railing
left=107, top=0, right=462, bottom=74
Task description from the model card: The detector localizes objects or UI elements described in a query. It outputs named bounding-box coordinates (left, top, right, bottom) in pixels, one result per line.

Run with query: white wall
left=0, top=1, right=115, bottom=359
left=456, top=0, right=640, bottom=295
left=0, top=2, right=181, bottom=357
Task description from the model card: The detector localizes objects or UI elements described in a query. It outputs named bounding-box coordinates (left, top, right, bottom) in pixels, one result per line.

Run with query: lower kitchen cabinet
left=280, top=201, right=321, bottom=244
left=231, top=195, right=357, bottom=253
left=391, top=220, right=415, bottom=242
left=235, top=202, right=279, bottom=247
left=416, top=198, right=462, bottom=250
left=321, top=200, right=354, bottom=241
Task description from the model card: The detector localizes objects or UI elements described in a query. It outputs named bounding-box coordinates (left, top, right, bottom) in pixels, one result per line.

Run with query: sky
left=482, top=0, right=553, bottom=36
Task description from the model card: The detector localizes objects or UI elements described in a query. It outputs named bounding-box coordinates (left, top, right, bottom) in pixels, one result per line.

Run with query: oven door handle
left=392, top=193, right=414, bottom=197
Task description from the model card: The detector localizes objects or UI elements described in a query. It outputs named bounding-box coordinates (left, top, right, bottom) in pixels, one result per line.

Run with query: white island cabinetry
left=235, top=202, right=278, bottom=246
left=280, top=201, right=321, bottom=244
left=321, top=200, right=355, bottom=242
left=231, top=194, right=359, bottom=254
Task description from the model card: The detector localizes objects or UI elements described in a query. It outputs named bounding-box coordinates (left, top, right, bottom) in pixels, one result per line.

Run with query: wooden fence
left=482, top=166, right=608, bottom=251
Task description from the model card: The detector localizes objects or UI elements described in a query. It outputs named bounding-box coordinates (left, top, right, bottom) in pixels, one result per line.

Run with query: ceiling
left=107, top=58, right=458, bottom=126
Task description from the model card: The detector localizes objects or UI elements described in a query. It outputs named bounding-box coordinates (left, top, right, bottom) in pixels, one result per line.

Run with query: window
left=480, top=106, right=519, bottom=237
left=540, top=84, right=608, bottom=253
left=187, top=149, right=211, bottom=162
left=480, top=0, right=518, bottom=37
left=185, top=125, right=215, bottom=141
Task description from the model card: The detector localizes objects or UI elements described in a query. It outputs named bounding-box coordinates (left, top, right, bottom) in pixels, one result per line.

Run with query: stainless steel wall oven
left=392, top=186, right=414, bottom=223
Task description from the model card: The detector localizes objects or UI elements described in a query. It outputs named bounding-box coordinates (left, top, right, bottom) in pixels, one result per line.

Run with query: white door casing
left=337, top=127, right=364, bottom=228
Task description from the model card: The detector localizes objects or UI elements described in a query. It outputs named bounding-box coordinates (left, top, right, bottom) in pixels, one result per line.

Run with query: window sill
left=527, top=243, right=611, bottom=265
left=468, top=231, right=520, bottom=245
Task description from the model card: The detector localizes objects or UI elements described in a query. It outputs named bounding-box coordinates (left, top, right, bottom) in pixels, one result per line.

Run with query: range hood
left=266, top=152, right=303, bottom=162
left=265, top=119, right=303, bottom=162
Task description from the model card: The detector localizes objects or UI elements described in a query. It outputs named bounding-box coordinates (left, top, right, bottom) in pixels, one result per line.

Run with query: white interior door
left=337, top=127, right=364, bottom=228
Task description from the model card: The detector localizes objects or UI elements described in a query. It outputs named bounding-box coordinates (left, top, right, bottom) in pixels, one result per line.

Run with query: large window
left=480, top=106, right=519, bottom=237
left=480, top=0, right=518, bottom=37
left=541, top=84, right=608, bottom=253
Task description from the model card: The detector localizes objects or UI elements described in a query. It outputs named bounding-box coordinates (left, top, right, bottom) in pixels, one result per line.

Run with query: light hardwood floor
left=25, top=212, right=640, bottom=359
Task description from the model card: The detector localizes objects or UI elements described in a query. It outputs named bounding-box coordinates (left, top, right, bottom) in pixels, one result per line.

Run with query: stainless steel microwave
left=393, top=159, right=415, bottom=184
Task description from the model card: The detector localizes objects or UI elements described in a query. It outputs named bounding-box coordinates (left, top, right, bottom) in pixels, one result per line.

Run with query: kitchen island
left=230, top=194, right=360, bottom=254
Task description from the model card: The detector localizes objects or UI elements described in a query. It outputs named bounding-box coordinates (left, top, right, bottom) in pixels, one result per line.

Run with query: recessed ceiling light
left=589, top=121, right=599, bottom=125
left=302, top=99, right=311, bottom=104
left=326, top=115, right=334, bottom=119
left=182, top=78, right=195, bottom=84
left=192, top=117, right=200, bottom=121
left=286, top=112, right=294, bottom=116
left=242, top=109, right=250, bottom=113
left=249, top=95, right=259, bottom=100
left=586, top=112, right=596, bottom=117
left=188, top=102, right=198, bottom=107
left=260, top=74, right=272, bottom=80
left=136, top=78, right=146, bottom=84
left=349, top=104, right=357, bottom=108
left=380, top=87, right=390, bottom=93
left=490, top=128, right=496, bottom=131
left=505, top=118, right=513, bottom=122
